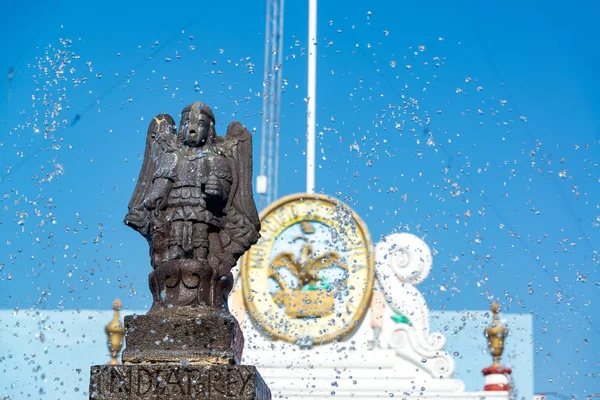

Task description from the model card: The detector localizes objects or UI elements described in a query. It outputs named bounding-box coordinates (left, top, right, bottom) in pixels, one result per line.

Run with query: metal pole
left=306, top=0, right=317, bottom=194
left=266, top=0, right=277, bottom=204
left=258, top=0, right=273, bottom=209
left=274, top=0, right=285, bottom=201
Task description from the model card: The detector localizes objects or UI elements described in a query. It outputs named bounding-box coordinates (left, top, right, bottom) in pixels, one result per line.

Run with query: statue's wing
left=219, top=122, right=260, bottom=258
left=225, top=121, right=260, bottom=228
left=124, top=114, right=177, bottom=235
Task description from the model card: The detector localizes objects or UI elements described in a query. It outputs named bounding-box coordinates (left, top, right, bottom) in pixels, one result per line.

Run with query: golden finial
left=484, top=302, right=508, bottom=366
left=105, top=298, right=125, bottom=365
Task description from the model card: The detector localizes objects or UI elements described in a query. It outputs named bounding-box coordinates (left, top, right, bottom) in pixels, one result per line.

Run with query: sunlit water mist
left=2, top=40, right=87, bottom=309
left=0, top=1, right=598, bottom=397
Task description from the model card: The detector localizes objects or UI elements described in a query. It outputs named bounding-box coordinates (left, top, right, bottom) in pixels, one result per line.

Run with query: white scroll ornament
left=375, top=232, right=457, bottom=380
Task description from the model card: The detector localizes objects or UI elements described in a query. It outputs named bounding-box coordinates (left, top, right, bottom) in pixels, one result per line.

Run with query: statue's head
left=179, top=102, right=216, bottom=148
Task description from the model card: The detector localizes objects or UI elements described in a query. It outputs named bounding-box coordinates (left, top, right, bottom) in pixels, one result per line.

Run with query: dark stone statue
left=89, top=102, right=270, bottom=400
left=124, top=102, right=260, bottom=311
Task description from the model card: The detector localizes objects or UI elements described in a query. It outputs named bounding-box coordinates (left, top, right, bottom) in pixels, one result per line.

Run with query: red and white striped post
left=482, top=364, right=512, bottom=391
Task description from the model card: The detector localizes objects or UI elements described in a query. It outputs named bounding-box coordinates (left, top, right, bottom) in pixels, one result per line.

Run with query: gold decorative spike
left=105, top=298, right=125, bottom=365
left=484, top=302, right=509, bottom=366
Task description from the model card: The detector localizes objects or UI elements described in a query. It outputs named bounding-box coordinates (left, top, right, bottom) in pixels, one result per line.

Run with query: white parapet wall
left=0, top=234, right=533, bottom=399
left=229, top=232, right=533, bottom=399
left=0, top=308, right=532, bottom=399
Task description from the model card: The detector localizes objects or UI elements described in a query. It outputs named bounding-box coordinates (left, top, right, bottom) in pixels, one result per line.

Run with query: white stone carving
left=378, top=232, right=433, bottom=285
left=224, top=232, right=509, bottom=398
left=374, top=232, right=457, bottom=379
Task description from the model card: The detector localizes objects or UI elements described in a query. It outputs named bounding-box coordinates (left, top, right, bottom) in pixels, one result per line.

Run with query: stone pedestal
left=89, top=364, right=270, bottom=399
left=121, top=309, right=244, bottom=365
left=90, top=308, right=270, bottom=399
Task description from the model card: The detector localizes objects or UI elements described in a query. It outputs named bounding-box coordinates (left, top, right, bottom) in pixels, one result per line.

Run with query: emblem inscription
left=240, top=193, right=374, bottom=345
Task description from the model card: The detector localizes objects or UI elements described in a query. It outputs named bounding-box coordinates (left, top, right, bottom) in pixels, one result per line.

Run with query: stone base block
left=121, top=308, right=243, bottom=365
left=89, top=364, right=271, bottom=399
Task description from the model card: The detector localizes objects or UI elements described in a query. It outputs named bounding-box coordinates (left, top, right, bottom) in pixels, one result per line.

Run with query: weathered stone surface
left=89, top=102, right=270, bottom=398
left=121, top=308, right=244, bottom=365
left=124, top=102, right=260, bottom=312
left=89, top=364, right=271, bottom=399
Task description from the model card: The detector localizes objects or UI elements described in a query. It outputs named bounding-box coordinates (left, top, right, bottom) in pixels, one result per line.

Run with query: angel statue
left=124, top=102, right=260, bottom=312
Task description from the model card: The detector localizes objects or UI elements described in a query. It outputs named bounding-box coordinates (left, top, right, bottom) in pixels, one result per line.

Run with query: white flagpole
left=306, top=0, right=317, bottom=194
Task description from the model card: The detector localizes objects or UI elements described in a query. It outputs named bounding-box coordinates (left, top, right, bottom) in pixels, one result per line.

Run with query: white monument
left=229, top=194, right=513, bottom=399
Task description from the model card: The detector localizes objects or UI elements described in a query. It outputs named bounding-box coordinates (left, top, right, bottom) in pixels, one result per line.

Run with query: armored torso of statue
left=124, top=102, right=260, bottom=312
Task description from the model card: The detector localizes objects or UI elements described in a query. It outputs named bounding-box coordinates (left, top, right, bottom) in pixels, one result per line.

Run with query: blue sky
left=0, top=0, right=598, bottom=396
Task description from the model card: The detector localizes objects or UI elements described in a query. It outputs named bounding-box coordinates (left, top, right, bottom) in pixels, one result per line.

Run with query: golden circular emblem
left=240, top=193, right=374, bottom=345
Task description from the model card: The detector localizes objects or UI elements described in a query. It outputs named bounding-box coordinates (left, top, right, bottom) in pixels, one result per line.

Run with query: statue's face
left=182, top=110, right=211, bottom=147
